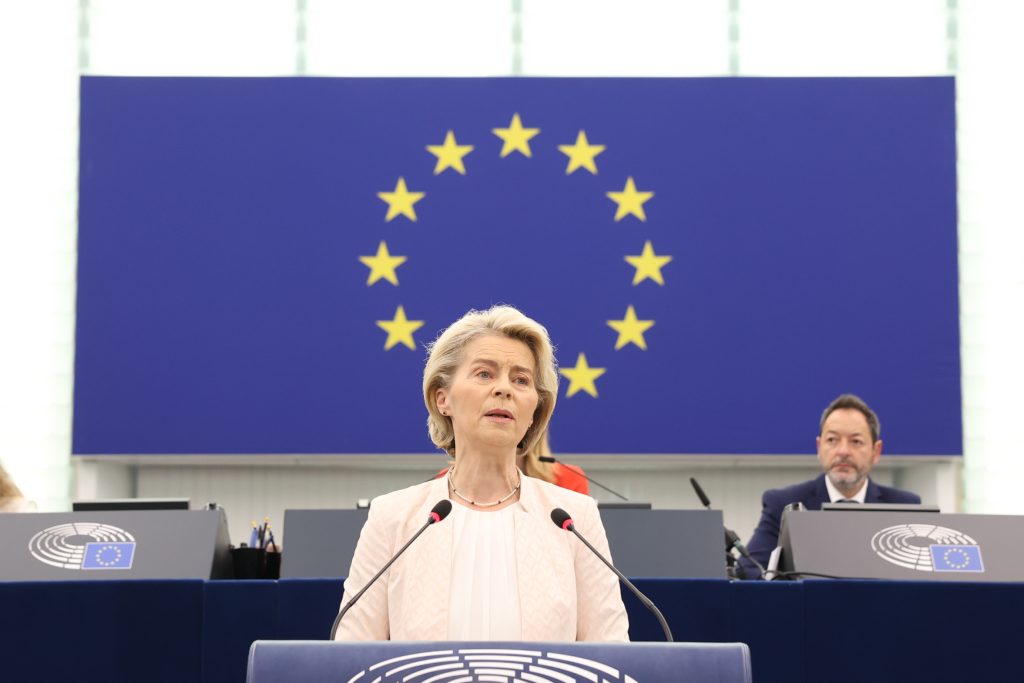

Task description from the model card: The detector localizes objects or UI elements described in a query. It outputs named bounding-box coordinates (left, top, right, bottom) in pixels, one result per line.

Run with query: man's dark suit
left=738, top=473, right=921, bottom=579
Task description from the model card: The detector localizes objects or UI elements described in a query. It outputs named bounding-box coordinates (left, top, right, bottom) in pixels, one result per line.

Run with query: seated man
left=739, top=394, right=920, bottom=579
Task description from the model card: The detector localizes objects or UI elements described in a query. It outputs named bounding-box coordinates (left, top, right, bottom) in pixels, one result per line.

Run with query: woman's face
left=435, top=334, right=539, bottom=455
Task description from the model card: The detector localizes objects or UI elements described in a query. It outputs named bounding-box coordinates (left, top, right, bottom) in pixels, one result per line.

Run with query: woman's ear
left=435, top=389, right=449, bottom=416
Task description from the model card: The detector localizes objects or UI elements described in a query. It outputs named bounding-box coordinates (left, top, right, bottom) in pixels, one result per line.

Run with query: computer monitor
left=820, top=502, right=940, bottom=512
left=72, top=497, right=191, bottom=511
left=597, top=501, right=652, bottom=510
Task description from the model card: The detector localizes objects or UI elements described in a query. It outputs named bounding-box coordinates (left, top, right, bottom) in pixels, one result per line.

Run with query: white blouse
left=447, top=503, right=523, bottom=641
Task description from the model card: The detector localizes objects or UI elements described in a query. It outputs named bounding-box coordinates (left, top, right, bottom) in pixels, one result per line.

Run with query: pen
left=259, top=516, right=270, bottom=549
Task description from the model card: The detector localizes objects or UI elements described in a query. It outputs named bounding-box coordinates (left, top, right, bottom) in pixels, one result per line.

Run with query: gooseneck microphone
left=538, top=456, right=630, bottom=502
left=550, top=508, right=674, bottom=642
left=689, top=478, right=767, bottom=578
left=329, top=499, right=453, bottom=640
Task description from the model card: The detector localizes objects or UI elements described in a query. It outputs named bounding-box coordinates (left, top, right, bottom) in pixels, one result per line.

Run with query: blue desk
left=3, top=579, right=1020, bottom=683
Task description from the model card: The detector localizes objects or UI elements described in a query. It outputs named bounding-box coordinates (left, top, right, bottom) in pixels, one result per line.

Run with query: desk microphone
left=689, top=477, right=767, bottom=578
left=538, top=456, right=630, bottom=502
left=329, top=499, right=452, bottom=640
left=551, top=508, right=673, bottom=642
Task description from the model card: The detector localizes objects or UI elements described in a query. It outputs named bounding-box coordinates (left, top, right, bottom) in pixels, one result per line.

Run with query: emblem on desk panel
left=28, top=523, right=137, bottom=570
left=346, top=648, right=640, bottom=683
left=870, top=524, right=983, bottom=573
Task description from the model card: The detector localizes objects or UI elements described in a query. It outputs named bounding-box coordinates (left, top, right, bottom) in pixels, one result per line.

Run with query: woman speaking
left=333, top=305, right=628, bottom=641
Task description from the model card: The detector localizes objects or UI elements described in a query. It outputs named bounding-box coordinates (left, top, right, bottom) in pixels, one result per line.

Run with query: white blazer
left=333, top=474, right=629, bottom=642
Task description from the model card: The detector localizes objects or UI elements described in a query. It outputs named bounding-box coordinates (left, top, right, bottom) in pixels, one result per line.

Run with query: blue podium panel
left=803, top=581, right=1024, bottom=683
left=630, top=579, right=732, bottom=643
left=276, top=578, right=344, bottom=640
left=203, top=581, right=280, bottom=683
left=0, top=580, right=204, bottom=683
left=247, top=640, right=752, bottom=683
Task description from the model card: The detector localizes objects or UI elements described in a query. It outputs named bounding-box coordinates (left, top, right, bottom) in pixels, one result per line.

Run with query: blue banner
left=74, top=77, right=960, bottom=456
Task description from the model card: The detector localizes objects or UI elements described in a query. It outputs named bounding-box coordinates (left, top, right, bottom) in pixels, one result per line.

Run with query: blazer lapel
left=807, top=475, right=829, bottom=509
left=403, top=477, right=453, bottom=639
left=513, top=478, right=569, bottom=640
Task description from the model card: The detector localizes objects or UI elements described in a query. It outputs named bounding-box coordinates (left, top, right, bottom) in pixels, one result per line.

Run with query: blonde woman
left=334, top=305, right=627, bottom=642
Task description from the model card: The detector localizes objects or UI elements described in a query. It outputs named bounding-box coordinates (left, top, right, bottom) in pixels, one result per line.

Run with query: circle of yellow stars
left=941, top=547, right=971, bottom=570
left=361, top=112, right=675, bottom=401
left=94, top=544, right=123, bottom=567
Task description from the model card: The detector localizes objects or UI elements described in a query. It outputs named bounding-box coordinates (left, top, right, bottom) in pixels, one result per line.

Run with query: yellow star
left=607, top=305, right=655, bottom=350
left=558, top=130, right=606, bottom=175
left=624, top=240, right=673, bottom=286
left=492, top=113, right=540, bottom=158
left=426, top=130, right=474, bottom=175
left=376, top=305, right=425, bottom=351
left=559, top=353, right=607, bottom=398
left=606, top=177, right=654, bottom=221
left=358, top=241, right=407, bottom=286
left=377, top=177, right=425, bottom=222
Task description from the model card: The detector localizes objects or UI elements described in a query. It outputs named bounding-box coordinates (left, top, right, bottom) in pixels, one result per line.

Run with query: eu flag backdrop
left=74, top=77, right=960, bottom=457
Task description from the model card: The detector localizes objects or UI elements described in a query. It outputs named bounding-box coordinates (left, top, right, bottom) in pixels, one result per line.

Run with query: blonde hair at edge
left=0, top=462, right=26, bottom=511
left=423, top=305, right=559, bottom=480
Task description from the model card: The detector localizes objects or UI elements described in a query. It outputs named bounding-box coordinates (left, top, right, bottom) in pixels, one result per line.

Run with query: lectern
left=247, top=640, right=752, bottom=683
left=0, top=509, right=232, bottom=580
left=776, top=509, right=1024, bottom=581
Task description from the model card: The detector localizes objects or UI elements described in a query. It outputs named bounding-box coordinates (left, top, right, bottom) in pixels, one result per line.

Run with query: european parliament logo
left=350, top=647, right=641, bottom=683
left=871, top=524, right=985, bottom=573
left=28, top=523, right=137, bottom=571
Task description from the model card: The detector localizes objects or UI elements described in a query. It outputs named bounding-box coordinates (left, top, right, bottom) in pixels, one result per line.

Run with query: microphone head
left=429, top=499, right=453, bottom=524
left=689, top=477, right=712, bottom=509
left=550, top=508, right=574, bottom=531
left=537, top=455, right=556, bottom=463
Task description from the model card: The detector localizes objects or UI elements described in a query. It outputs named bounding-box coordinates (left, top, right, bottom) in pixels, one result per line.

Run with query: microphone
left=538, top=456, right=630, bottom=502
left=551, top=507, right=673, bottom=642
left=329, top=499, right=452, bottom=640
left=689, top=478, right=767, bottom=578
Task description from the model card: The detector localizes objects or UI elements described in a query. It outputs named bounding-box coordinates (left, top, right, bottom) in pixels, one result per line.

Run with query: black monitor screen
left=72, top=498, right=190, bottom=511
left=819, top=502, right=940, bottom=513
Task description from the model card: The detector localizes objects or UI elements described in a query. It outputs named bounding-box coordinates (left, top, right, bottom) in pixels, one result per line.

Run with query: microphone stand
left=538, top=456, right=630, bottom=501
left=553, top=510, right=673, bottom=642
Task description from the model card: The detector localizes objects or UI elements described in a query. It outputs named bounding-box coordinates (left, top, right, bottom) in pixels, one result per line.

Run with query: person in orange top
left=438, top=431, right=590, bottom=494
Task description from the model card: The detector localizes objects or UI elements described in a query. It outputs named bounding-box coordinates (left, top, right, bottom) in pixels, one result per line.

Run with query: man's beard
left=826, top=463, right=865, bottom=494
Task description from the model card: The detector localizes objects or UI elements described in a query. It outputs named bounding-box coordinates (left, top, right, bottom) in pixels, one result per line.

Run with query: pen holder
left=231, top=547, right=267, bottom=580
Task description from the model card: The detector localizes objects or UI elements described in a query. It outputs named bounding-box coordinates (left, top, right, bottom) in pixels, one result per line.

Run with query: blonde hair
left=521, top=429, right=557, bottom=483
left=423, top=305, right=558, bottom=457
left=0, top=462, right=24, bottom=499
